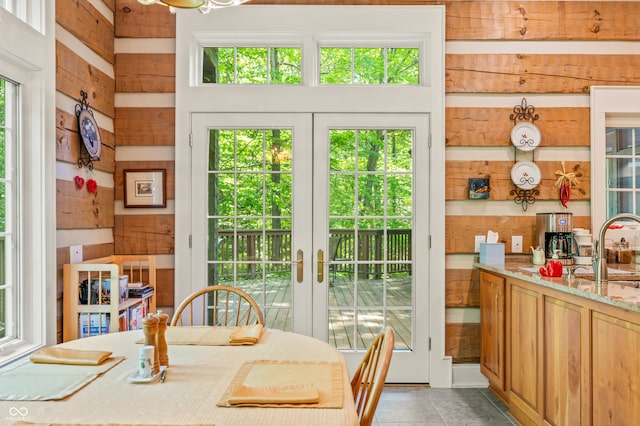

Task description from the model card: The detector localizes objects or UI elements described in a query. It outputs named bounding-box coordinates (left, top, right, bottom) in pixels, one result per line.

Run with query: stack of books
left=128, top=282, right=153, bottom=299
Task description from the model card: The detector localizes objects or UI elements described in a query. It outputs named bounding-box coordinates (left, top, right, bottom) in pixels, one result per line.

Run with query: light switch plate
left=70, top=245, right=83, bottom=263
left=512, top=236, right=523, bottom=253
left=474, top=235, right=486, bottom=252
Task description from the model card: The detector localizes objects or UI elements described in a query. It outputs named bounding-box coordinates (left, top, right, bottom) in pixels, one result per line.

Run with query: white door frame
left=175, top=5, right=451, bottom=386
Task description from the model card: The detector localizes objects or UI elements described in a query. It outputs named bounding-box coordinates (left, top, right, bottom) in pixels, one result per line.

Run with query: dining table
left=0, top=327, right=359, bottom=426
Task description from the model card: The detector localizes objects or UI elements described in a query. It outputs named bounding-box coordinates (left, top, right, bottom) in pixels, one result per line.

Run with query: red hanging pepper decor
left=554, top=161, right=579, bottom=208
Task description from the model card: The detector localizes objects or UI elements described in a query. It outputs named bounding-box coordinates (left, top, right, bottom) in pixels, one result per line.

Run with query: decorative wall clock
left=75, top=90, right=102, bottom=169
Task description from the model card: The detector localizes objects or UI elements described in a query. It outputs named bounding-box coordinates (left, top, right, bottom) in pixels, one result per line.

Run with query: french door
left=191, top=112, right=429, bottom=382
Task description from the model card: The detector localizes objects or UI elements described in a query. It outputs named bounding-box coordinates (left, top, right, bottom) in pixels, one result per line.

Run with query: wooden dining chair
left=170, top=285, right=265, bottom=327
left=351, top=327, right=395, bottom=426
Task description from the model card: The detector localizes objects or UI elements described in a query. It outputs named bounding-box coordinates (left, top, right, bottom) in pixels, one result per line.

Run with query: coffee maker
left=536, top=212, right=577, bottom=264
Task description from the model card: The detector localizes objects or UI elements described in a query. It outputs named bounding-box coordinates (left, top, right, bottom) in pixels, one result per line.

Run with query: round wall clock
left=78, top=109, right=102, bottom=160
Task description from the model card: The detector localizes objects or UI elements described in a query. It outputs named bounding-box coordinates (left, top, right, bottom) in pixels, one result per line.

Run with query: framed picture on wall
left=469, top=178, right=490, bottom=199
left=124, top=169, right=166, bottom=208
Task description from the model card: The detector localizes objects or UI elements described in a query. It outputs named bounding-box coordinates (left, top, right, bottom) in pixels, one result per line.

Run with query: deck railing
left=210, top=229, right=411, bottom=280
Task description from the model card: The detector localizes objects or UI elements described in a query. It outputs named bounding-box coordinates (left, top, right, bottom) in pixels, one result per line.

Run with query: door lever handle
left=296, top=249, right=303, bottom=283
left=317, top=249, right=324, bottom=283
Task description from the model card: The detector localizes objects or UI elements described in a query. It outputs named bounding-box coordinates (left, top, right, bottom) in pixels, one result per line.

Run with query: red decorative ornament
left=87, top=179, right=98, bottom=194
left=554, top=161, right=579, bottom=209
left=74, top=176, right=85, bottom=189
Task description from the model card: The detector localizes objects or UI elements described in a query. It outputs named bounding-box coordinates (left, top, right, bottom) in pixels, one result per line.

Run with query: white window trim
left=0, top=4, right=55, bottom=366
left=590, top=86, right=640, bottom=232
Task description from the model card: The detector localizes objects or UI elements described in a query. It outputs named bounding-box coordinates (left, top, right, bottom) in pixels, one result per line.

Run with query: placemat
left=0, top=356, right=124, bottom=401
left=217, top=359, right=343, bottom=408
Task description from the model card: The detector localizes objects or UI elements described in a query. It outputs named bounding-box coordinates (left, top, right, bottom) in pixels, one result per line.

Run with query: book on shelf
left=128, top=285, right=153, bottom=298
left=127, top=281, right=145, bottom=289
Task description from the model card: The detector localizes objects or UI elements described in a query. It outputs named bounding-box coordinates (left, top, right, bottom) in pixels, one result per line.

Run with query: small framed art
left=124, top=169, right=166, bottom=208
left=469, top=178, right=490, bottom=199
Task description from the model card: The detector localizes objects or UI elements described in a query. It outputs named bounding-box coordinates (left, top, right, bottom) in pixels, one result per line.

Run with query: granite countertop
left=475, top=258, right=640, bottom=315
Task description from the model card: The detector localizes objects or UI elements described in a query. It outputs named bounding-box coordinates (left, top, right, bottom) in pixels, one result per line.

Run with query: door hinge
left=189, top=133, right=193, bottom=147
left=189, top=234, right=192, bottom=248
left=429, top=337, right=431, bottom=351
left=428, top=235, right=431, bottom=249
left=428, top=132, right=432, bottom=148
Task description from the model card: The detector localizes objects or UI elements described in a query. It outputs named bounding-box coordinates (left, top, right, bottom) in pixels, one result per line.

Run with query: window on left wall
left=0, top=2, right=54, bottom=365
left=0, top=77, right=16, bottom=346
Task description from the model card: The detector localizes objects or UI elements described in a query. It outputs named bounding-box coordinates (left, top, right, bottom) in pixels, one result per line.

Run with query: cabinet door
left=543, top=296, right=582, bottom=426
left=480, top=272, right=505, bottom=393
left=510, top=283, right=539, bottom=413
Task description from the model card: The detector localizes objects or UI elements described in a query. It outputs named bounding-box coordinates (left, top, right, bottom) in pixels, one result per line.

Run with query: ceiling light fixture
left=137, top=0, right=250, bottom=14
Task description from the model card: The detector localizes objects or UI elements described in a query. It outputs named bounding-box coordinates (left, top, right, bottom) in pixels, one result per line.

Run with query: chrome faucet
left=593, top=213, right=640, bottom=286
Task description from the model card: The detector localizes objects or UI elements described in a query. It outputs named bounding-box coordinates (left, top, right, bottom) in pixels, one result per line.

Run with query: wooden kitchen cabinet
left=478, top=267, right=640, bottom=425
left=479, top=271, right=506, bottom=402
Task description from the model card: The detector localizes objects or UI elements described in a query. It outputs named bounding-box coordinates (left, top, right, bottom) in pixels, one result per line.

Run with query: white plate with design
left=511, top=161, right=541, bottom=190
left=510, top=122, right=541, bottom=151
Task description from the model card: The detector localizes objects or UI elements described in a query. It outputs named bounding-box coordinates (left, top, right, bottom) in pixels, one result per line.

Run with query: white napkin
left=487, top=230, right=499, bottom=243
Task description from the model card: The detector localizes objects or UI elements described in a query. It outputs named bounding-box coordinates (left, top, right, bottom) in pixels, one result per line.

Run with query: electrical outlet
left=474, top=235, right=486, bottom=252
left=70, top=245, right=83, bottom=263
left=512, top=236, right=523, bottom=253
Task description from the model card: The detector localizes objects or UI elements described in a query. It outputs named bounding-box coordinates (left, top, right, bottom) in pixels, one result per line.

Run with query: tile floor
left=374, top=386, right=519, bottom=425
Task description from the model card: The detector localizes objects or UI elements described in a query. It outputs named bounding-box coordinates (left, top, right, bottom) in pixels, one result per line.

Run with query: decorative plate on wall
left=510, top=122, right=541, bottom=151
left=511, top=161, right=541, bottom=190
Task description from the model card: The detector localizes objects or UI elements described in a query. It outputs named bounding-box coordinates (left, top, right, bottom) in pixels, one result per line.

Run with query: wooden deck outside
left=230, top=272, right=413, bottom=352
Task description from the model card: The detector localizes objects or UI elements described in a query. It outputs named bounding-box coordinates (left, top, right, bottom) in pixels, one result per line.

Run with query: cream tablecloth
left=0, top=329, right=358, bottom=426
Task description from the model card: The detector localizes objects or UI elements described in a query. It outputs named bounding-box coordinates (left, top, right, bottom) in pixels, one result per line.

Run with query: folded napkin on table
left=229, top=324, right=264, bottom=345
left=29, top=347, right=113, bottom=366
left=228, top=384, right=320, bottom=405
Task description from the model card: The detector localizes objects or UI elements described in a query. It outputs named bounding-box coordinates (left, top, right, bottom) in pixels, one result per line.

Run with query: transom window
left=202, top=47, right=302, bottom=84
left=319, top=47, right=419, bottom=85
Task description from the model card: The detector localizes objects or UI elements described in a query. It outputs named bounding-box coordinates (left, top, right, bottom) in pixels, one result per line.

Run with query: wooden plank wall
left=59, top=0, right=638, bottom=363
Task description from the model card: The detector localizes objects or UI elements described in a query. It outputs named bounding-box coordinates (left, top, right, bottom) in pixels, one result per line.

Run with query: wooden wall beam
left=115, top=107, right=175, bottom=146
left=446, top=107, right=590, bottom=147
left=446, top=323, right=480, bottom=363
left=447, top=54, right=640, bottom=94
left=445, top=215, right=591, bottom=254
left=445, top=1, right=640, bottom=41
left=56, top=180, right=115, bottom=229
left=56, top=0, right=115, bottom=63
left=446, top=160, right=589, bottom=201
left=114, top=215, right=175, bottom=254
left=56, top=108, right=116, bottom=174
left=446, top=268, right=480, bottom=307
left=56, top=41, right=115, bottom=118
left=114, top=161, right=175, bottom=201
left=115, top=0, right=176, bottom=38
left=115, top=53, right=175, bottom=93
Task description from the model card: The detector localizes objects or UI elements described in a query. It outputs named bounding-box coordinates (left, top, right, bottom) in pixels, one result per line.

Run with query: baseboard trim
left=452, top=363, right=489, bottom=388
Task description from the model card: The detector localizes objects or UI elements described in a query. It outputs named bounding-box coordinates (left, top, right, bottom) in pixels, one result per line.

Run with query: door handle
left=317, top=249, right=324, bottom=283
left=296, top=249, right=303, bottom=283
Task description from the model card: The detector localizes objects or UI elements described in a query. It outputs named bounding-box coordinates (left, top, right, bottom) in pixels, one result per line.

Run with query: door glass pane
left=328, top=127, right=413, bottom=351
left=207, top=128, right=294, bottom=331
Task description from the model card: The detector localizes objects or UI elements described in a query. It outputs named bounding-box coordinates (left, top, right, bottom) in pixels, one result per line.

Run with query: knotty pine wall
left=57, top=1, right=640, bottom=364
